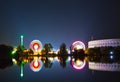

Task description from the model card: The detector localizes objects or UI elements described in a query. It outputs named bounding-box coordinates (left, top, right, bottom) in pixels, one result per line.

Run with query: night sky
left=0, top=0, right=120, bottom=82
left=0, top=0, right=120, bottom=48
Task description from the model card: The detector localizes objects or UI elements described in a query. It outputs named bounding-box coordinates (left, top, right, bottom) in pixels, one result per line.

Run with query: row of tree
left=0, top=42, right=87, bottom=69
left=2, top=42, right=120, bottom=69
left=86, top=46, right=120, bottom=63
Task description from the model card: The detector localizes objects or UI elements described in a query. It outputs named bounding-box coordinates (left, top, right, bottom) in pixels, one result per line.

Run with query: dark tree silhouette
left=57, top=43, right=68, bottom=68
left=13, top=45, right=26, bottom=66
left=58, top=56, right=68, bottom=68
left=58, top=43, right=68, bottom=56
left=42, top=57, right=53, bottom=68
left=0, top=44, right=13, bottom=69
left=71, top=49, right=85, bottom=61
left=86, top=46, right=120, bottom=63
left=41, top=43, right=53, bottom=55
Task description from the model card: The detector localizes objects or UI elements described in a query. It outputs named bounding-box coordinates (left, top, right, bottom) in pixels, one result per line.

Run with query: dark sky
left=0, top=0, right=120, bottom=49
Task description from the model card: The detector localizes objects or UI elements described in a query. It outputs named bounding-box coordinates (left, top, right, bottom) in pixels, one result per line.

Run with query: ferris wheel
left=29, top=40, right=42, bottom=53
left=71, top=41, right=86, bottom=52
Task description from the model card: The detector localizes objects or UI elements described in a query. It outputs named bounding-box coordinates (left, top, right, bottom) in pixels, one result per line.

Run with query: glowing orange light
left=72, top=58, right=86, bottom=70
left=33, top=59, right=39, bottom=68
left=33, top=43, right=39, bottom=50
left=30, top=59, right=43, bottom=72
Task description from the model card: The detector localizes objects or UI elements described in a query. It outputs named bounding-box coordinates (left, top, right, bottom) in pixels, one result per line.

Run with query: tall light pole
left=20, top=35, right=24, bottom=46
left=20, top=35, right=24, bottom=77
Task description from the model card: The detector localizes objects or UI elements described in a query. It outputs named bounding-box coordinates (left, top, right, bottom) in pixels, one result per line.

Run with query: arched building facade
left=88, top=39, right=120, bottom=48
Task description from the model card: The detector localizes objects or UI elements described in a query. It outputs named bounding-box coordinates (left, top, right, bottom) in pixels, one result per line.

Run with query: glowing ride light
left=76, top=45, right=83, bottom=50
left=30, top=59, right=43, bottom=72
left=71, top=58, right=86, bottom=70
left=71, top=41, right=86, bottom=51
left=33, top=43, right=40, bottom=50
left=30, top=40, right=42, bottom=52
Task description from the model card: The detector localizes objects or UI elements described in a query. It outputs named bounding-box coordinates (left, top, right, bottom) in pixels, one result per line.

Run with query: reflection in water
left=41, top=57, right=53, bottom=68
left=30, top=58, right=43, bottom=72
left=66, top=56, right=71, bottom=63
left=0, top=40, right=87, bottom=77
left=28, top=56, right=86, bottom=72
left=58, top=56, right=68, bottom=68
left=0, top=38, right=120, bottom=82
left=71, top=58, right=86, bottom=70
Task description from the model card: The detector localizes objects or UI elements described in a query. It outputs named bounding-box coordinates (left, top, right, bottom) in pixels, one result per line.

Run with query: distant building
left=88, top=39, right=120, bottom=48
left=88, top=39, right=120, bottom=72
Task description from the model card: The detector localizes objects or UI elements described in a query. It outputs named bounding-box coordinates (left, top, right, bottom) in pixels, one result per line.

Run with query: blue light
left=110, top=51, right=113, bottom=54
left=110, top=55, right=113, bottom=59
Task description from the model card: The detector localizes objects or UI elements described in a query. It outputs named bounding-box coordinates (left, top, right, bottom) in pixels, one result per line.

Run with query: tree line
left=86, top=46, right=120, bottom=63
left=0, top=43, right=86, bottom=69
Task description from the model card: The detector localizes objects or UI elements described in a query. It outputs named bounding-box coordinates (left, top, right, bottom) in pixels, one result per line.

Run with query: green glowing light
left=11, top=50, right=16, bottom=55
left=20, top=73, right=23, bottom=77
left=20, top=35, right=24, bottom=38
left=11, top=48, right=17, bottom=55
left=20, top=64, right=24, bottom=78
left=22, top=61, right=25, bottom=65
left=20, top=35, right=24, bottom=46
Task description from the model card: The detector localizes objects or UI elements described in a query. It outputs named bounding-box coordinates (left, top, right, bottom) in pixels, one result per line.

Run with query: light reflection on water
left=28, top=56, right=86, bottom=72
left=0, top=56, right=120, bottom=82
